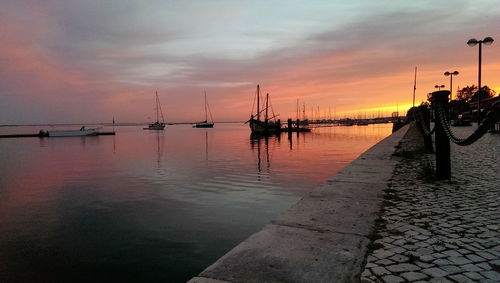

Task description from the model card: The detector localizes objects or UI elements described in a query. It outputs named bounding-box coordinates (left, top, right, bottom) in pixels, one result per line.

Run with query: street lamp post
left=434, top=84, right=445, bottom=91
left=444, top=71, right=459, bottom=100
left=467, top=36, right=494, bottom=125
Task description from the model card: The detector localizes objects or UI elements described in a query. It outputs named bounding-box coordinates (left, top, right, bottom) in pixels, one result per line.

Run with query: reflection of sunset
left=0, top=124, right=392, bottom=281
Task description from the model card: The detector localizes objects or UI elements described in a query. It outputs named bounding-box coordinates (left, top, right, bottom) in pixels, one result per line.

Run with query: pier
left=0, top=131, right=116, bottom=138
left=278, top=116, right=402, bottom=133
left=282, top=116, right=402, bottom=128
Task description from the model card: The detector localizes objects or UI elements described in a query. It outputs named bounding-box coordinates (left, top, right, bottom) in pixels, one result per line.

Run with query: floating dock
left=280, top=127, right=311, bottom=133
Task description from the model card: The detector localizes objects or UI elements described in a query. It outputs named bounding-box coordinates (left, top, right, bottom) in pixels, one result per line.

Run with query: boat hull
left=193, top=121, right=214, bottom=128
left=143, top=122, right=165, bottom=130
left=249, top=119, right=281, bottom=134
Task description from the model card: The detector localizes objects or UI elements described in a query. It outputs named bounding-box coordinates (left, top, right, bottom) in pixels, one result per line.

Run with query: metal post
left=449, top=76, right=453, bottom=99
left=432, top=90, right=451, bottom=179
left=478, top=42, right=482, bottom=125
left=412, top=66, right=417, bottom=108
left=418, top=105, right=433, bottom=153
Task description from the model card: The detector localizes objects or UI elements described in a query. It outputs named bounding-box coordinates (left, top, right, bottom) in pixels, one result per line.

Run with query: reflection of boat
left=194, top=91, right=214, bottom=128
left=250, top=134, right=271, bottom=173
left=155, top=131, right=165, bottom=167
left=247, top=85, right=281, bottom=134
left=144, top=91, right=166, bottom=130
left=45, top=127, right=98, bottom=137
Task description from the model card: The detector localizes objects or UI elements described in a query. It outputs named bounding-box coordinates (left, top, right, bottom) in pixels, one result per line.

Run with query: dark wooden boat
left=247, top=85, right=280, bottom=134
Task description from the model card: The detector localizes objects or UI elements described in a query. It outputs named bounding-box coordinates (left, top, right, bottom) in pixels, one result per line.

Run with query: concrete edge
left=189, top=124, right=411, bottom=283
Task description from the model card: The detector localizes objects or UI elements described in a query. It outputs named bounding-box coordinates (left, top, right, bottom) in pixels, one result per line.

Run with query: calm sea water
left=0, top=123, right=391, bottom=282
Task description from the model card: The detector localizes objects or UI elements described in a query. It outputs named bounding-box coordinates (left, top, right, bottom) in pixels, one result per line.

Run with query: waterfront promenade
left=190, top=123, right=499, bottom=282
left=361, top=125, right=499, bottom=282
left=189, top=125, right=409, bottom=282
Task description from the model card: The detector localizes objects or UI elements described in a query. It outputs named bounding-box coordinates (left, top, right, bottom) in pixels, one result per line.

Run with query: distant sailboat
left=144, top=91, right=166, bottom=130
left=247, top=85, right=280, bottom=134
left=194, top=91, right=214, bottom=128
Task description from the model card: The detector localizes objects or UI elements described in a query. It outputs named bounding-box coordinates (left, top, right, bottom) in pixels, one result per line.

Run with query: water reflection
left=250, top=131, right=314, bottom=173
left=205, top=131, right=209, bottom=161
left=156, top=131, right=165, bottom=167
left=0, top=123, right=392, bottom=282
left=250, top=134, right=271, bottom=173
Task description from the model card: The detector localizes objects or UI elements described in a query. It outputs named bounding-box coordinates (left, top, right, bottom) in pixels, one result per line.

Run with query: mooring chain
left=434, top=101, right=500, bottom=146
left=414, top=107, right=435, bottom=136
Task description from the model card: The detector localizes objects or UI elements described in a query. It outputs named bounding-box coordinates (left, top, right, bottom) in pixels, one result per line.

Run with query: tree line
left=412, top=85, right=497, bottom=120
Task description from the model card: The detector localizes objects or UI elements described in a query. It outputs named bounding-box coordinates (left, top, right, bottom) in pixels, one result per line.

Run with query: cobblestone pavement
left=361, top=126, right=500, bottom=283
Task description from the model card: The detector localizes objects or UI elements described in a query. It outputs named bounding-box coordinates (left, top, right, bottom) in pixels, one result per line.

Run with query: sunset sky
left=1, top=0, right=499, bottom=124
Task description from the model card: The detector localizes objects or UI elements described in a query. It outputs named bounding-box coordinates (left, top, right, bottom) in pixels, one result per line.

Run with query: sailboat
left=247, top=85, right=280, bottom=134
left=144, top=91, right=166, bottom=130
left=193, top=91, right=214, bottom=128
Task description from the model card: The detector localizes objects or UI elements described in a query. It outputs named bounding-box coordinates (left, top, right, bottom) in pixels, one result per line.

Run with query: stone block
left=199, top=224, right=370, bottom=283
left=422, top=267, right=448, bottom=278
left=272, top=194, right=380, bottom=236
left=400, top=271, right=428, bottom=281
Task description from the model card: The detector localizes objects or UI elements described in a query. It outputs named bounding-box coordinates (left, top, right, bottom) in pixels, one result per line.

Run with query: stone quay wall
left=189, top=124, right=411, bottom=283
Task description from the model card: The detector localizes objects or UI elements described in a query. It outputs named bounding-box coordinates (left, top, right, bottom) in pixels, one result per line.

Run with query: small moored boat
left=144, top=91, right=166, bottom=130
left=45, top=126, right=98, bottom=137
left=193, top=91, right=214, bottom=128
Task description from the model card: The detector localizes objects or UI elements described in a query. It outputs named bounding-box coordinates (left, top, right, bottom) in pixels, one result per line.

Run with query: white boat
left=46, top=127, right=98, bottom=137
left=144, top=91, right=166, bottom=130
left=193, top=91, right=214, bottom=128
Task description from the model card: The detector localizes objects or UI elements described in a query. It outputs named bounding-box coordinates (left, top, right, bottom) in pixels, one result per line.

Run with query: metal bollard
left=431, top=90, right=451, bottom=179
left=418, top=105, right=433, bottom=153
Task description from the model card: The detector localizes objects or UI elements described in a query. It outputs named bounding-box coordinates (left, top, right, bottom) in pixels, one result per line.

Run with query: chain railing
left=413, top=90, right=500, bottom=179
left=434, top=100, right=500, bottom=146
left=414, top=107, right=435, bottom=136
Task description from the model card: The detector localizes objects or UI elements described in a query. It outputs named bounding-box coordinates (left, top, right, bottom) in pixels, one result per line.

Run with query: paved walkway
left=361, top=125, right=500, bottom=282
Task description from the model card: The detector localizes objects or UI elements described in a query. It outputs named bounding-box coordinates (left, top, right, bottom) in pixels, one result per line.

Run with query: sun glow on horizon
left=0, top=1, right=499, bottom=124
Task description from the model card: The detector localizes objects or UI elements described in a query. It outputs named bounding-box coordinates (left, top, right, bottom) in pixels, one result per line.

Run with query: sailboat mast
left=296, top=98, right=299, bottom=121
left=256, top=85, right=261, bottom=121
left=265, top=93, right=269, bottom=123
left=204, top=91, right=208, bottom=122
left=412, top=66, right=417, bottom=108
left=303, top=103, right=306, bottom=120
left=156, top=91, right=159, bottom=122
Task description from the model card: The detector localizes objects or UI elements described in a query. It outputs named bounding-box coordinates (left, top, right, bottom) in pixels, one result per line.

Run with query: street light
left=435, top=84, right=445, bottom=91
left=467, top=36, right=494, bottom=125
left=444, top=71, right=459, bottom=100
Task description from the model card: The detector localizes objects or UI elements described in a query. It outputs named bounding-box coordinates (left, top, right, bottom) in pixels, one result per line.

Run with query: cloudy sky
left=1, top=0, right=499, bottom=124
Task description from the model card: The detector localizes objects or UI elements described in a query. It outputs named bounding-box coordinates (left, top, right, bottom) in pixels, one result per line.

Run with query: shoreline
left=189, top=124, right=410, bottom=282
